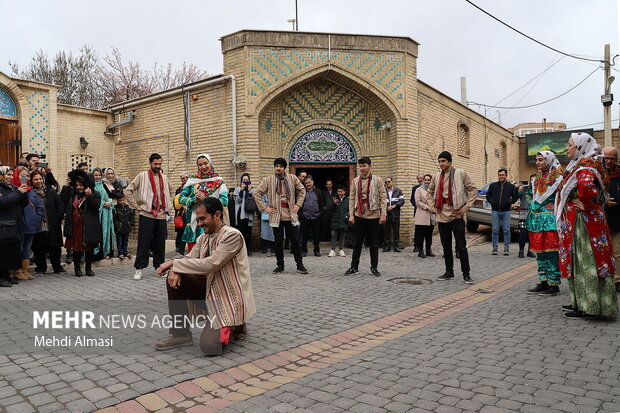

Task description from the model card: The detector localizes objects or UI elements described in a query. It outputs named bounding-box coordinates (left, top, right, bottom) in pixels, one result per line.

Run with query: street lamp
left=287, top=19, right=296, bottom=30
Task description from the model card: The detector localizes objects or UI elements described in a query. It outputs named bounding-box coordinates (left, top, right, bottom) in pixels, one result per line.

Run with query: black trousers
left=175, top=229, right=185, bottom=255
left=438, top=218, right=470, bottom=276
left=134, top=215, right=167, bottom=270
left=73, top=250, right=94, bottom=270
left=167, top=273, right=207, bottom=336
left=384, top=214, right=400, bottom=248
left=300, top=216, right=321, bottom=253
left=415, top=224, right=433, bottom=252
left=274, top=221, right=303, bottom=268
left=238, top=218, right=252, bottom=253
left=32, top=232, right=62, bottom=272
left=519, top=221, right=529, bottom=251
left=351, top=217, right=380, bottom=269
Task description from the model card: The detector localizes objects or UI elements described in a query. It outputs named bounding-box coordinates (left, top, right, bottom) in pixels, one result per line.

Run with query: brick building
left=0, top=30, right=518, bottom=244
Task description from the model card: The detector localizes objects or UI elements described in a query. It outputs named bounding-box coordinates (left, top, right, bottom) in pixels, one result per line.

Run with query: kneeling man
left=154, top=197, right=256, bottom=354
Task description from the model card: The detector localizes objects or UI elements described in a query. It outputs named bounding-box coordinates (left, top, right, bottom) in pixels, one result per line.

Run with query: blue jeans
left=116, top=233, right=129, bottom=256
left=491, top=210, right=511, bottom=250
left=21, top=234, right=35, bottom=260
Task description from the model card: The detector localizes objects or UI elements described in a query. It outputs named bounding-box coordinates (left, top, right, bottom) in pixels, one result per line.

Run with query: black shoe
left=0, top=279, right=12, bottom=287
left=8, top=277, right=19, bottom=285
left=370, top=267, right=381, bottom=277
left=518, top=250, right=525, bottom=258
left=455, top=251, right=460, bottom=259
left=413, top=247, right=419, bottom=252
left=314, top=251, right=321, bottom=257
left=492, top=248, right=498, bottom=255
left=261, top=249, right=267, bottom=254
left=272, top=266, right=284, bottom=274
left=527, top=282, right=548, bottom=295
left=561, top=304, right=575, bottom=312
left=247, top=252, right=253, bottom=257
left=503, top=249, right=509, bottom=256
left=301, top=252, right=307, bottom=257
left=85, top=268, right=95, bottom=277
left=564, top=310, right=592, bottom=319
left=538, top=285, right=559, bottom=296
left=296, top=265, right=308, bottom=274
left=527, top=251, right=536, bottom=258
left=463, top=274, right=474, bottom=284
left=418, top=250, right=426, bottom=258
left=437, top=272, right=454, bottom=281
left=74, top=268, right=83, bottom=277
left=426, top=250, right=435, bottom=257
left=344, top=267, right=359, bottom=276
left=382, top=247, right=391, bottom=252
left=53, top=267, right=67, bottom=274
left=393, top=247, right=401, bottom=253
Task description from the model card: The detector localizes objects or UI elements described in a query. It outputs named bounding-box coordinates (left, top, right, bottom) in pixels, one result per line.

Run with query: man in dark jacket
left=603, top=147, right=620, bottom=292
left=383, top=177, right=405, bottom=252
left=299, top=175, right=325, bottom=257
left=486, top=168, right=517, bottom=255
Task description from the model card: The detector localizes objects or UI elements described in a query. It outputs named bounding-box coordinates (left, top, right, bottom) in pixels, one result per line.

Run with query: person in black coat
left=485, top=168, right=518, bottom=254
left=30, top=170, right=66, bottom=275
left=63, top=170, right=101, bottom=277
left=0, top=169, right=28, bottom=287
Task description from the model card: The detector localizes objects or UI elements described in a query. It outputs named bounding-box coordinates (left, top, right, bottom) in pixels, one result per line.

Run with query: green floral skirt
left=568, top=216, right=618, bottom=317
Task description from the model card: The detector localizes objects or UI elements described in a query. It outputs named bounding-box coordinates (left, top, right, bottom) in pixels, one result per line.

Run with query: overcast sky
left=2, top=0, right=617, bottom=130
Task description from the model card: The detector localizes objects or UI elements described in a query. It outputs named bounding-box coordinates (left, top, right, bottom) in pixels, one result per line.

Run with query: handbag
left=174, top=216, right=184, bottom=229
left=244, top=194, right=259, bottom=213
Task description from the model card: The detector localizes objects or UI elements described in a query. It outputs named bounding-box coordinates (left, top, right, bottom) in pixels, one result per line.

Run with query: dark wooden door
left=0, top=120, right=19, bottom=167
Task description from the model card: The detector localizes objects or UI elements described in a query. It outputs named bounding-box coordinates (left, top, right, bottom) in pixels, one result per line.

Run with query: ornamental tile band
left=290, top=129, right=356, bottom=163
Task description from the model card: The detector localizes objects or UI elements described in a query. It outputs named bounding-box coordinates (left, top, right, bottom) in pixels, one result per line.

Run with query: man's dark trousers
left=134, top=215, right=167, bottom=270
left=438, top=218, right=470, bottom=275
left=167, top=273, right=207, bottom=336
left=384, top=213, right=400, bottom=249
left=300, top=216, right=321, bottom=253
left=274, top=221, right=303, bottom=268
left=351, top=217, right=380, bottom=269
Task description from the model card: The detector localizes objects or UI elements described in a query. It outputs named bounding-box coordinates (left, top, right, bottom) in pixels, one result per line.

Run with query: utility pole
left=603, top=44, right=614, bottom=147
left=295, top=0, right=299, bottom=31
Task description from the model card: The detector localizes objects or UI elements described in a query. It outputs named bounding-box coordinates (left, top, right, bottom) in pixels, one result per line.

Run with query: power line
left=468, top=67, right=600, bottom=110
left=464, top=0, right=605, bottom=64
left=566, top=119, right=619, bottom=129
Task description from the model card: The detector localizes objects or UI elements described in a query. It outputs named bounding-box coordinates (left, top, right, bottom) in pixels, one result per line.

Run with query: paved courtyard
left=0, top=233, right=619, bottom=413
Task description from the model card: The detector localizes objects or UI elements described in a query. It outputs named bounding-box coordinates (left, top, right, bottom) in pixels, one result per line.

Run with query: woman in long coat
left=0, top=168, right=28, bottom=286
left=414, top=174, right=435, bottom=258
left=14, top=167, right=44, bottom=279
left=555, top=132, right=617, bottom=318
left=64, top=170, right=101, bottom=277
left=30, top=170, right=66, bottom=275
left=92, top=168, right=115, bottom=259
left=178, top=154, right=228, bottom=251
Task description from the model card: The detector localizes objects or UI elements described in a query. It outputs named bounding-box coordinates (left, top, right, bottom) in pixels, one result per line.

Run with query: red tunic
left=557, top=165, right=615, bottom=278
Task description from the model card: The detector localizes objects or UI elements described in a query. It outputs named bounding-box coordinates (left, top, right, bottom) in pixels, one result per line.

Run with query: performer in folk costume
left=525, top=151, right=563, bottom=296
left=178, top=154, right=228, bottom=252
left=555, top=132, right=617, bottom=319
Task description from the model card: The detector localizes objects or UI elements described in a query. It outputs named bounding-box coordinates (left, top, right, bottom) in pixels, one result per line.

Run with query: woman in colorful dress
left=525, top=151, right=563, bottom=296
left=92, top=168, right=115, bottom=260
left=556, top=132, right=617, bottom=319
left=178, top=154, right=228, bottom=251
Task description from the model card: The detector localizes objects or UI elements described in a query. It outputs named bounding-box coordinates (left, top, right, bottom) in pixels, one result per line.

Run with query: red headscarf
left=12, top=167, right=31, bottom=190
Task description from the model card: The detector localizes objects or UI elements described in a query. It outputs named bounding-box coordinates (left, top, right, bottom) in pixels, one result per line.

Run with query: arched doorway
left=0, top=88, right=20, bottom=166
left=288, top=129, right=357, bottom=191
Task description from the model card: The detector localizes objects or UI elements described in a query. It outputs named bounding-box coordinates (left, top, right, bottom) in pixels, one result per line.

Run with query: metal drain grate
left=387, top=278, right=434, bottom=285
left=475, top=289, right=493, bottom=294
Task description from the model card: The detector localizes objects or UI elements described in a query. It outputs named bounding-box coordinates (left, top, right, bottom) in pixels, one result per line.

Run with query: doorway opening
left=289, top=163, right=356, bottom=193
left=0, top=120, right=20, bottom=167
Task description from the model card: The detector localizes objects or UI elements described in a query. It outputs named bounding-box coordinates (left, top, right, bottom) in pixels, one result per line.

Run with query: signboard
left=289, top=129, right=356, bottom=163
left=525, top=128, right=593, bottom=164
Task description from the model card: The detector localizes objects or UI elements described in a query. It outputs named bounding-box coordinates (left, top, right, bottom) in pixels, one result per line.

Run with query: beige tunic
left=426, top=168, right=477, bottom=223
left=254, top=174, right=305, bottom=226
left=349, top=174, right=387, bottom=219
left=124, top=171, right=173, bottom=220
left=172, top=225, right=256, bottom=329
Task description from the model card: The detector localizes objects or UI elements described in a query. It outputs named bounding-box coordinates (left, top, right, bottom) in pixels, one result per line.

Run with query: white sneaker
left=339, top=250, right=346, bottom=257
left=173, top=253, right=184, bottom=259
left=133, top=269, right=142, bottom=280
left=328, top=250, right=336, bottom=257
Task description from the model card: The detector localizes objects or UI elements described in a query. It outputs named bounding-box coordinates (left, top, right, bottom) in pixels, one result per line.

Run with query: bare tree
left=10, top=45, right=209, bottom=108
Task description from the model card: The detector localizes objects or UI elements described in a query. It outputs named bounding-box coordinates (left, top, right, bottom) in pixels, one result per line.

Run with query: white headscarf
left=555, top=132, right=607, bottom=228
left=532, top=151, right=562, bottom=205
left=196, top=154, right=213, bottom=169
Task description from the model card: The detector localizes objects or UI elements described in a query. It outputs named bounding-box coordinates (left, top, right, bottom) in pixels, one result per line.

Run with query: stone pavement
left=0, top=235, right=619, bottom=413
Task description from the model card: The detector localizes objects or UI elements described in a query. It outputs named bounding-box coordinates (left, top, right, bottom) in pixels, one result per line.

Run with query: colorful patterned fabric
left=93, top=179, right=115, bottom=257
left=557, top=167, right=615, bottom=279
left=567, top=216, right=618, bottom=317
left=535, top=251, right=560, bottom=286
left=532, top=151, right=563, bottom=205
left=179, top=173, right=228, bottom=243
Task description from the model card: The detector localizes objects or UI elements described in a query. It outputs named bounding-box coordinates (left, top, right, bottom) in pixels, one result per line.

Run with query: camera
left=38, top=161, right=49, bottom=169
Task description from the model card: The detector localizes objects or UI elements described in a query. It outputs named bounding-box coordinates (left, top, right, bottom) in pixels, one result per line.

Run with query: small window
left=70, top=154, right=93, bottom=170
left=457, top=123, right=470, bottom=156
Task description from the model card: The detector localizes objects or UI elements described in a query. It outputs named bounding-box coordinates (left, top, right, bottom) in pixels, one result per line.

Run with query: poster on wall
left=525, top=128, right=594, bottom=164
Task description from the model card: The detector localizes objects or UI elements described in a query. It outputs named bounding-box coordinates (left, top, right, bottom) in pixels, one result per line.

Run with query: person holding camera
left=25, top=154, right=59, bottom=192
left=13, top=167, right=44, bottom=279
left=0, top=167, right=29, bottom=286
left=234, top=173, right=257, bottom=256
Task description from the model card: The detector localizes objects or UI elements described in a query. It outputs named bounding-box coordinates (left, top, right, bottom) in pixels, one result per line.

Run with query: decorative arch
left=0, top=72, right=26, bottom=119
left=0, top=88, right=17, bottom=117
left=289, top=129, right=357, bottom=163
left=252, top=62, right=402, bottom=120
